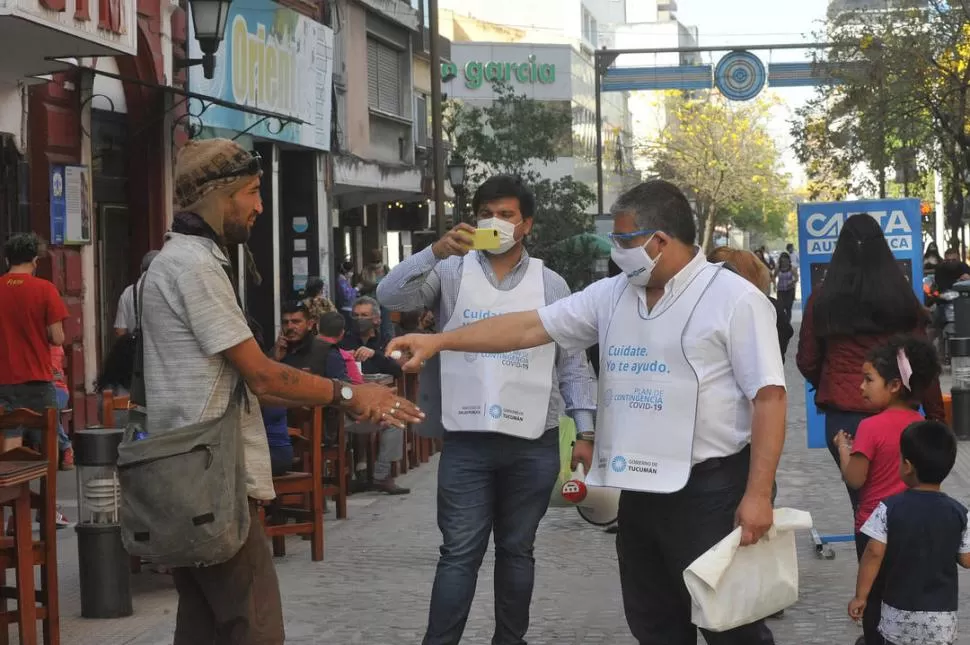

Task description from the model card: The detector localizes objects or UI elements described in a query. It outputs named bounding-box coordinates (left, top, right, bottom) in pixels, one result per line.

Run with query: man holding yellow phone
left=377, top=175, right=597, bottom=645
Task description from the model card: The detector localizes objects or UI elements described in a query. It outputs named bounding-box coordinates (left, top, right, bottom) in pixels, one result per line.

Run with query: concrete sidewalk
left=27, top=311, right=970, bottom=644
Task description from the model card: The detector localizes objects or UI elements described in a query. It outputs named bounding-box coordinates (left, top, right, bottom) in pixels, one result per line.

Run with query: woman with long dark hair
left=797, top=214, right=944, bottom=512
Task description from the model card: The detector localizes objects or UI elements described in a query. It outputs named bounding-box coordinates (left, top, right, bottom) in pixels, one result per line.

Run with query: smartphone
left=471, top=227, right=500, bottom=250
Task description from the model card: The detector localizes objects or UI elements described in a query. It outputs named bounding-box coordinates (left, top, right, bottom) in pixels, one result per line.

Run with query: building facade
left=1, top=0, right=179, bottom=427
left=187, top=0, right=335, bottom=343
left=438, top=6, right=637, bottom=215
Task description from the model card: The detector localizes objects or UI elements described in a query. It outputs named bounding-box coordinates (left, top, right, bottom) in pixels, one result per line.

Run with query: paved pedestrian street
left=37, top=340, right=970, bottom=645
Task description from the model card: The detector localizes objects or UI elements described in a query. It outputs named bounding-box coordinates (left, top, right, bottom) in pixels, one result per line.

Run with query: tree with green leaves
left=792, top=1, right=970, bottom=246
left=444, top=82, right=600, bottom=289
left=640, top=92, right=791, bottom=253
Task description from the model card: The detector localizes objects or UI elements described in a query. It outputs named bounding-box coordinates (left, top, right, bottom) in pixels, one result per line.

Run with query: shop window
left=367, top=38, right=403, bottom=116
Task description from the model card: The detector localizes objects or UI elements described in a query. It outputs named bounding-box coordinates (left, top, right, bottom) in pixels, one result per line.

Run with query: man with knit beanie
left=141, top=138, right=423, bottom=644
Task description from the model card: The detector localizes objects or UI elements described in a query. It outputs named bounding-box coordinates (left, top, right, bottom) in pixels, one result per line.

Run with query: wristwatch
left=576, top=431, right=596, bottom=443
left=331, top=379, right=354, bottom=406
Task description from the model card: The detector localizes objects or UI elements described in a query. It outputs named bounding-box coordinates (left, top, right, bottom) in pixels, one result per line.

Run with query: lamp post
left=447, top=157, right=467, bottom=224
left=178, top=0, right=234, bottom=79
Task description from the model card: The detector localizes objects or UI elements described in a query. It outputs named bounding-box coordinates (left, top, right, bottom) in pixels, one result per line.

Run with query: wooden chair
left=0, top=408, right=60, bottom=645
left=101, top=390, right=131, bottom=429
left=262, top=408, right=324, bottom=561
left=291, top=407, right=348, bottom=520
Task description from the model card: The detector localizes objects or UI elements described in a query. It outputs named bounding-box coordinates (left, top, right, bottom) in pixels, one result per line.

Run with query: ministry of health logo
left=464, top=353, right=478, bottom=363
left=488, top=405, right=503, bottom=419
left=611, top=456, right=628, bottom=473
left=603, top=389, right=613, bottom=408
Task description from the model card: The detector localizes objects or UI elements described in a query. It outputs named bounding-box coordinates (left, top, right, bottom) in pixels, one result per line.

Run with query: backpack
left=116, top=276, right=251, bottom=568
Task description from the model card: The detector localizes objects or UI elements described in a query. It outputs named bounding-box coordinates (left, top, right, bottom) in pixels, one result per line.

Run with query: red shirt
left=0, top=273, right=69, bottom=386
left=852, top=407, right=924, bottom=531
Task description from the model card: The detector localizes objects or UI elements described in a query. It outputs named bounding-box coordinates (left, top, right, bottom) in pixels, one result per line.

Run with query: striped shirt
left=377, top=246, right=597, bottom=434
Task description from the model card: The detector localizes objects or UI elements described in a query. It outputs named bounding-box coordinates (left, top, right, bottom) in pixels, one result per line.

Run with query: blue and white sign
left=188, top=0, right=334, bottom=150
left=797, top=199, right=923, bottom=449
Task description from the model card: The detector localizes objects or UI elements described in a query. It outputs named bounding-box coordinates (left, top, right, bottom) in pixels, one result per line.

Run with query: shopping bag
left=683, top=508, right=813, bottom=632
left=549, top=417, right=576, bottom=508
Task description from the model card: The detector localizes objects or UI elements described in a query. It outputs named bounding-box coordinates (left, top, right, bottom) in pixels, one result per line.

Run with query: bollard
left=949, top=281, right=970, bottom=440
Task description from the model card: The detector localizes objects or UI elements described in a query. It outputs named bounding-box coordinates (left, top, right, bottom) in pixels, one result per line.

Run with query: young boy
left=849, top=420, right=970, bottom=645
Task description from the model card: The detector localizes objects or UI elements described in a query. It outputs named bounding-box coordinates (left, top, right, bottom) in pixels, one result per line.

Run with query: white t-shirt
left=537, top=251, right=787, bottom=462
left=140, top=233, right=274, bottom=500
left=113, top=281, right=138, bottom=332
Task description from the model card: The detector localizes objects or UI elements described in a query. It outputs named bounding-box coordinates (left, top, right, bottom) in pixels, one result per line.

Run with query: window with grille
left=367, top=38, right=403, bottom=116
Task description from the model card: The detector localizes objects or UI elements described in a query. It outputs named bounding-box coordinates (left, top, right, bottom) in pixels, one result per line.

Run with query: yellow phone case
left=471, top=228, right=501, bottom=250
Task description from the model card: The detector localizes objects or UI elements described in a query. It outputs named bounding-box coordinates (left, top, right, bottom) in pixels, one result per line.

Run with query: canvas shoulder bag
left=116, top=277, right=251, bottom=568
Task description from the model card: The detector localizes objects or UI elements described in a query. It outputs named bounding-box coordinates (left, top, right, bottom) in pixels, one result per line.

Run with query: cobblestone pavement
left=32, top=321, right=970, bottom=644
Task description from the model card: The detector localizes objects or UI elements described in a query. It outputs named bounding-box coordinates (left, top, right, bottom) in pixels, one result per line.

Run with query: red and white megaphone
left=561, top=464, right=620, bottom=526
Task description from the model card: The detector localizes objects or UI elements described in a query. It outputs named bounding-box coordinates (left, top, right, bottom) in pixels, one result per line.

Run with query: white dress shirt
left=537, top=250, right=786, bottom=462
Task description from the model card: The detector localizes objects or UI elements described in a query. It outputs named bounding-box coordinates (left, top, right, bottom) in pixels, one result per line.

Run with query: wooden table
left=0, top=461, right=49, bottom=645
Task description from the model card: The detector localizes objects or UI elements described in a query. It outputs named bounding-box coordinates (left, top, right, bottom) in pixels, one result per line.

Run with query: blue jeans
left=823, top=408, right=870, bottom=514
left=52, top=387, right=71, bottom=451
left=423, top=428, right=560, bottom=645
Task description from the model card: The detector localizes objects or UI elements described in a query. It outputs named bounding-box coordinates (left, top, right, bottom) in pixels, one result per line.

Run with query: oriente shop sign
left=442, top=55, right=556, bottom=89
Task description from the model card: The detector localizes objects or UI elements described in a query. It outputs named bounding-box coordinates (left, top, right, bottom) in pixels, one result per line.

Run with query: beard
left=223, top=213, right=252, bottom=245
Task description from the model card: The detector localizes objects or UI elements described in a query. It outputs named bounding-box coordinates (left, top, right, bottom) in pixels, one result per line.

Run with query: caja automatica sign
left=797, top=199, right=923, bottom=449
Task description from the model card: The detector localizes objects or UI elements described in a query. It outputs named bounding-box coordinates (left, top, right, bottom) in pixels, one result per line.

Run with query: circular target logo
left=715, top=51, right=766, bottom=102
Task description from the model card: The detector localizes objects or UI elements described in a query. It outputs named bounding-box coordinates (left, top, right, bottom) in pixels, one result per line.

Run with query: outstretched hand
left=386, top=334, right=444, bottom=372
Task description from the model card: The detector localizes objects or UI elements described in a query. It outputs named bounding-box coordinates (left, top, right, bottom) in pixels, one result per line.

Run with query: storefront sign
left=188, top=0, right=334, bottom=151
left=797, top=199, right=922, bottom=449
left=442, top=55, right=556, bottom=90
left=49, top=164, right=92, bottom=246
left=4, top=0, right=136, bottom=54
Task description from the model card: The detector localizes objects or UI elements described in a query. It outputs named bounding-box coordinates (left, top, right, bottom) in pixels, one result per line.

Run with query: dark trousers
left=172, top=503, right=284, bottom=645
left=616, top=447, right=775, bottom=645
left=423, top=428, right=560, bottom=645
left=823, top=409, right=871, bottom=513
left=855, top=533, right=886, bottom=645
left=777, top=289, right=796, bottom=323
left=269, top=443, right=294, bottom=477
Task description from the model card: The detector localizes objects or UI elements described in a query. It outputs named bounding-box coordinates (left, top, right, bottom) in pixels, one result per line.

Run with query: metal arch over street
left=591, top=41, right=861, bottom=217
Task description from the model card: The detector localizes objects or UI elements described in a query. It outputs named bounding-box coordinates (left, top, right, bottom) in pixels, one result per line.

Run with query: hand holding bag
left=683, top=508, right=813, bottom=632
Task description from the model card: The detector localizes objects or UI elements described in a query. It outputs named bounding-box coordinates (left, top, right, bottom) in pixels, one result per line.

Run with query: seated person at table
left=317, top=311, right=363, bottom=385
left=341, top=296, right=402, bottom=378
left=261, top=406, right=293, bottom=477
left=275, top=301, right=409, bottom=495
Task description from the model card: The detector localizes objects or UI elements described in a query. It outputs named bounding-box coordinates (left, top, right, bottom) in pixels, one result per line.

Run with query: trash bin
left=74, top=426, right=132, bottom=618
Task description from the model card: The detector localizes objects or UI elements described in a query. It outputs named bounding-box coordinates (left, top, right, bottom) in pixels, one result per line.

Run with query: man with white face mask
left=387, top=180, right=787, bottom=645
left=377, top=174, right=597, bottom=645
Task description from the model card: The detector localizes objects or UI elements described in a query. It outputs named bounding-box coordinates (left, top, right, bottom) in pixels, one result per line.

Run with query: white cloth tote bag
left=683, top=508, right=813, bottom=632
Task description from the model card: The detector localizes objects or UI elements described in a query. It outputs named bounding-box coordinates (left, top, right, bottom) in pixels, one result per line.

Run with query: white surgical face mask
left=611, top=235, right=661, bottom=287
left=478, top=217, right=519, bottom=255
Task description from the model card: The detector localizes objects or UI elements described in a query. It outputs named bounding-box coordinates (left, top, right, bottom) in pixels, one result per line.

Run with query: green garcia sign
left=442, top=55, right=556, bottom=90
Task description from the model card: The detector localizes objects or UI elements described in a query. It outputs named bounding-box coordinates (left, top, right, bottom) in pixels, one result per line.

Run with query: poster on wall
left=797, top=199, right=923, bottom=449
left=50, top=165, right=92, bottom=246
